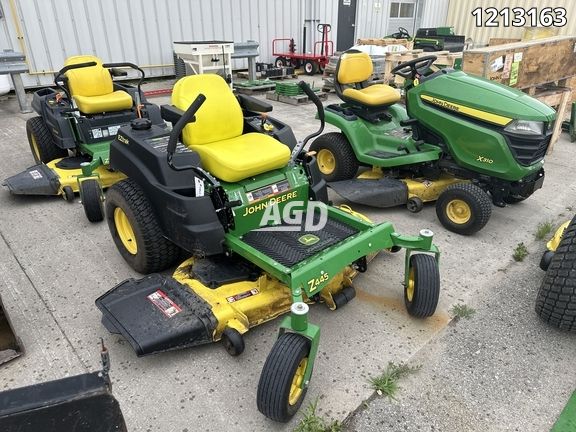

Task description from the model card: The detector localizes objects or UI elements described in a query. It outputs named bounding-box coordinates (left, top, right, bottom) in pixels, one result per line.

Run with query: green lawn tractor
left=310, top=51, right=555, bottom=235
left=95, top=74, right=441, bottom=422
left=535, top=217, right=576, bottom=331
left=2, top=55, right=163, bottom=222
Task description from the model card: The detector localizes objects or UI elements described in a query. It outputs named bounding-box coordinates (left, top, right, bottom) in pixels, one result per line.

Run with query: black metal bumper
left=96, top=275, right=217, bottom=356
left=2, top=164, right=60, bottom=196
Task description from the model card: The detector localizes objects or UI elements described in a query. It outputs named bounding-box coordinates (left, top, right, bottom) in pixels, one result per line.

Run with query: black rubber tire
left=221, top=328, right=245, bottom=356
left=275, top=57, right=287, bottom=68
left=309, top=133, right=359, bottom=182
left=405, top=254, right=440, bottom=318
left=303, top=60, right=319, bottom=75
left=332, top=285, right=356, bottom=309
left=80, top=179, right=104, bottom=223
left=535, top=216, right=576, bottom=331
left=407, top=197, right=424, bottom=213
left=62, top=186, right=75, bottom=203
left=26, top=116, right=67, bottom=164
left=257, top=332, right=311, bottom=422
left=106, top=179, right=180, bottom=274
left=539, top=250, right=554, bottom=272
left=435, top=183, right=492, bottom=235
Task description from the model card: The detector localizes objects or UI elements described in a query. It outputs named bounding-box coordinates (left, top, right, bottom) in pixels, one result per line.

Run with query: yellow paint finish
left=547, top=220, right=570, bottom=252
left=357, top=167, right=384, bottom=180
left=114, top=207, right=137, bottom=255
left=402, top=175, right=466, bottom=202
left=445, top=199, right=472, bottom=224
left=317, top=148, right=336, bottom=175
left=172, top=258, right=358, bottom=340
left=289, top=357, right=308, bottom=405
left=46, top=158, right=126, bottom=196
left=421, top=94, right=512, bottom=126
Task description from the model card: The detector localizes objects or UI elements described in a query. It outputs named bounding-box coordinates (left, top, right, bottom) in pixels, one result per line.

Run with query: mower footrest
left=96, top=275, right=218, bottom=356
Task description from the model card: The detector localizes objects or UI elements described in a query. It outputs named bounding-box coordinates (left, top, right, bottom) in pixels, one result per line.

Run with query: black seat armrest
left=108, top=68, right=128, bottom=77
left=161, top=104, right=186, bottom=124
left=237, top=94, right=273, bottom=113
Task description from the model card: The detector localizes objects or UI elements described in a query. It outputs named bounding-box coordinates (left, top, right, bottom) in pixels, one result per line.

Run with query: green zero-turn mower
left=2, top=55, right=163, bottom=222
left=310, top=51, right=556, bottom=235
left=95, top=74, right=441, bottom=422
left=535, top=217, right=576, bottom=331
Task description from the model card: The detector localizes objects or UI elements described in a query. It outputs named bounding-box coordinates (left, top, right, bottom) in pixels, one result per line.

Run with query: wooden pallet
left=266, top=91, right=328, bottom=105
left=531, top=86, right=573, bottom=153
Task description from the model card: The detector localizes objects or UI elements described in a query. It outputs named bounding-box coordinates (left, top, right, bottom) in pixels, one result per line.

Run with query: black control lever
left=290, top=81, right=325, bottom=162
left=167, top=94, right=206, bottom=170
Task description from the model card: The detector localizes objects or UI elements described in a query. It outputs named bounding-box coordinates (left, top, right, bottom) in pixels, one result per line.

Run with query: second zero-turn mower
left=2, top=55, right=163, bottom=222
left=310, top=51, right=556, bottom=235
left=535, top=216, right=576, bottom=331
left=95, top=74, right=441, bottom=422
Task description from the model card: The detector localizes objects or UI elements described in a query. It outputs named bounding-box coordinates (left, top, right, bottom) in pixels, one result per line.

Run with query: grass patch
left=450, top=303, right=476, bottom=319
left=513, top=242, right=529, bottom=262
left=535, top=221, right=554, bottom=241
left=294, top=399, right=341, bottom=432
left=368, top=362, right=421, bottom=399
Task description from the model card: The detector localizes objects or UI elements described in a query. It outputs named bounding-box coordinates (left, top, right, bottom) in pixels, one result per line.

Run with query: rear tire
left=26, top=116, right=67, bottom=164
left=309, top=133, right=359, bottom=182
left=535, top=216, right=576, bottom=331
left=257, top=333, right=311, bottom=422
left=106, top=179, right=180, bottom=274
left=404, top=254, right=440, bottom=318
left=80, top=179, right=104, bottom=223
left=436, top=183, right=492, bottom=235
left=275, top=57, right=287, bottom=68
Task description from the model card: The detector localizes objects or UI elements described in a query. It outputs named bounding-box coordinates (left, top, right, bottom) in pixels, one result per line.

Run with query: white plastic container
left=0, top=75, right=11, bottom=95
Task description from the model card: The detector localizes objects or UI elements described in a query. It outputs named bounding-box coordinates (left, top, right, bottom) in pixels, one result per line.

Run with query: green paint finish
left=77, top=140, right=112, bottom=176
left=551, top=390, right=576, bottom=432
left=324, top=108, right=442, bottom=168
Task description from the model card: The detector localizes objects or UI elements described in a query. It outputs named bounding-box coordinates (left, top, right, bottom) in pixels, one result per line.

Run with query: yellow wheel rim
left=317, top=149, right=336, bottom=175
left=114, top=207, right=138, bottom=255
left=446, top=199, right=471, bottom=224
left=288, top=357, right=308, bottom=406
left=30, top=134, right=40, bottom=160
left=406, top=267, right=415, bottom=302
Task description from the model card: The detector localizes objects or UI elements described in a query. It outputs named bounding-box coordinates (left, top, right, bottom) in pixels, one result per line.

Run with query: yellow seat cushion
left=64, top=55, right=133, bottom=114
left=337, top=52, right=373, bottom=84
left=73, top=90, right=133, bottom=114
left=172, top=74, right=290, bottom=182
left=190, top=132, right=291, bottom=183
left=342, top=84, right=401, bottom=106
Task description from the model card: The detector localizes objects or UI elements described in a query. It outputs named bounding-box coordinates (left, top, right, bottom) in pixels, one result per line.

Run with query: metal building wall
left=0, top=0, right=447, bottom=88
left=447, top=0, right=576, bottom=47
left=354, top=0, right=448, bottom=40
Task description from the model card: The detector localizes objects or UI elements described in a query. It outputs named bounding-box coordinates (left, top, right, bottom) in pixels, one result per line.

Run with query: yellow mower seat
left=337, top=51, right=401, bottom=107
left=64, top=55, right=133, bottom=114
left=172, top=74, right=290, bottom=183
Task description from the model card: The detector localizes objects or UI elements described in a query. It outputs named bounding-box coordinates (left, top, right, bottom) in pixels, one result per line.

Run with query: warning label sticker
left=147, top=290, right=182, bottom=318
left=29, top=169, right=43, bottom=180
left=226, top=289, right=259, bottom=303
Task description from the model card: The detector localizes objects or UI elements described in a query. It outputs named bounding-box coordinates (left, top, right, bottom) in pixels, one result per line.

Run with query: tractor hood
left=416, top=71, right=556, bottom=123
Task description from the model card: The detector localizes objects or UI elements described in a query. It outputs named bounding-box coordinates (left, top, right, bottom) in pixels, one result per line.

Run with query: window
left=389, top=1, right=415, bottom=18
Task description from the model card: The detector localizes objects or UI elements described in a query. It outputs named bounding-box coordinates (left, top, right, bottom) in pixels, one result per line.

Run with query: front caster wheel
left=436, top=183, right=492, bottom=235
left=80, top=179, right=104, bottom=223
left=62, top=186, right=75, bottom=203
left=405, top=254, right=440, bottom=318
left=221, top=328, right=245, bottom=356
left=257, top=332, right=311, bottom=422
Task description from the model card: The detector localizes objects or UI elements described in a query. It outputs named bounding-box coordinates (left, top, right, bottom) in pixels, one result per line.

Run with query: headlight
left=504, top=120, right=544, bottom=135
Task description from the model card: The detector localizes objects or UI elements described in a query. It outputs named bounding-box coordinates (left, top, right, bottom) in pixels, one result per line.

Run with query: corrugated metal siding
left=447, top=0, right=576, bottom=47
left=420, top=0, right=449, bottom=28
left=0, top=0, right=445, bottom=88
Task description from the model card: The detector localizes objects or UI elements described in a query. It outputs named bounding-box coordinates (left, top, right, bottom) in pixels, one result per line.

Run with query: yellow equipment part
left=47, top=158, right=126, bottom=196
left=547, top=221, right=570, bottom=252
left=172, top=258, right=358, bottom=341
left=357, top=168, right=467, bottom=202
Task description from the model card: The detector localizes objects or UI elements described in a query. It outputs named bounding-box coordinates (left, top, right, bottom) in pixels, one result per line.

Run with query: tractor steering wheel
left=391, top=55, right=437, bottom=79
left=397, top=27, right=411, bottom=39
